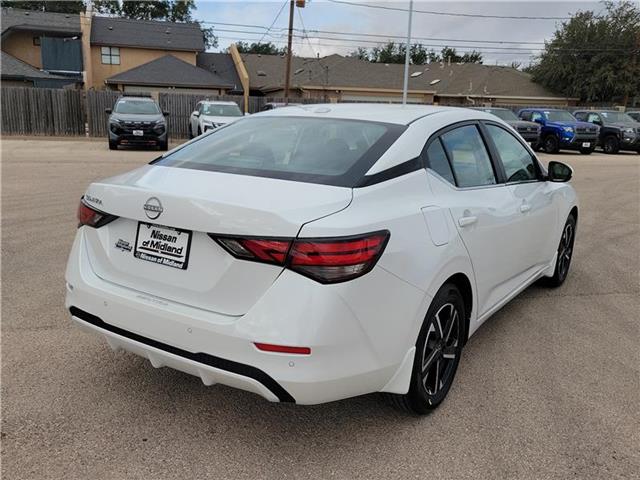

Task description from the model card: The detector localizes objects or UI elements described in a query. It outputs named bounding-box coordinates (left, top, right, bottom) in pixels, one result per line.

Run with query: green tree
left=234, top=41, right=287, bottom=55
left=351, top=43, right=482, bottom=65
left=529, top=1, right=640, bottom=104
left=0, top=1, right=86, bottom=13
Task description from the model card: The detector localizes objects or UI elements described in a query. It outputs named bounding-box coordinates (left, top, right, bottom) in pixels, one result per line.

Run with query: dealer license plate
left=581, top=142, right=591, bottom=147
left=134, top=222, right=192, bottom=270
left=133, top=129, right=144, bottom=136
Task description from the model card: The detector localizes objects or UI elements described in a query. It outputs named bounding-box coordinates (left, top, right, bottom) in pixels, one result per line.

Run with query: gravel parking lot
left=1, top=138, right=639, bottom=479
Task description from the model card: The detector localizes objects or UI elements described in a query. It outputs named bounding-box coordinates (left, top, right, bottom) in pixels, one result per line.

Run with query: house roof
left=196, top=52, right=242, bottom=92
left=241, top=53, right=568, bottom=100
left=1, top=7, right=81, bottom=37
left=105, top=54, right=232, bottom=88
left=91, top=16, right=204, bottom=52
left=1, top=51, right=70, bottom=81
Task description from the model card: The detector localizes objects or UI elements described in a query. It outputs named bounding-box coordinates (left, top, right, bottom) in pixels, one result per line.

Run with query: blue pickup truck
left=518, top=108, right=600, bottom=155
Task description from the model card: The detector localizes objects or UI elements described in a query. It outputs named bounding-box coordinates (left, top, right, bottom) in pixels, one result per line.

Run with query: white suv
left=67, top=104, right=578, bottom=413
left=189, top=100, right=243, bottom=138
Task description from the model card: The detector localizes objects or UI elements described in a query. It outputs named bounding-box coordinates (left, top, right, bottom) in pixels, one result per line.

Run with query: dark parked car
left=106, top=94, right=168, bottom=150
left=627, top=111, right=640, bottom=122
left=472, top=107, right=541, bottom=144
left=574, top=110, right=640, bottom=154
left=261, top=102, right=303, bottom=111
left=518, top=108, right=599, bottom=154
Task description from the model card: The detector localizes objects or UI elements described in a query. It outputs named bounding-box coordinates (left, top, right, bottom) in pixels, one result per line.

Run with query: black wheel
left=532, top=141, right=541, bottom=152
left=388, top=283, right=465, bottom=414
left=603, top=135, right=619, bottom=154
left=543, top=135, right=560, bottom=154
left=108, top=140, right=117, bottom=150
left=158, top=140, right=168, bottom=151
left=579, top=146, right=594, bottom=155
left=197, top=126, right=202, bottom=136
left=544, top=214, right=576, bottom=288
left=188, top=124, right=194, bottom=139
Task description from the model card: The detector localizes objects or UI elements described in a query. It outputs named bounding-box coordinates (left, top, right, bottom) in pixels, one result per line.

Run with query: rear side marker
left=254, top=343, right=311, bottom=355
left=210, top=231, right=390, bottom=284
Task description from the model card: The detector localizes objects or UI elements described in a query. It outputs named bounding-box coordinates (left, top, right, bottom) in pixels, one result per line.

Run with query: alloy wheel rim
left=558, top=223, right=573, bottom=279
left=421, top=303, right=460, bottom=396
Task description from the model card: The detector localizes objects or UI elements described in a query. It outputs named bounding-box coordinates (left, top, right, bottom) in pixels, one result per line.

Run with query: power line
left=325, top=0, right=572, bottom=21
left=256, top=0, right=288, bottom=45
left=210, top=28, right=635, bottom=53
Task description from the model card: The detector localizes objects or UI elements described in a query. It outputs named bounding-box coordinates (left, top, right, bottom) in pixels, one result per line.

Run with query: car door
left=482, top=122, right=558, bottom=271
left=424, top=123, right=525, bottom=319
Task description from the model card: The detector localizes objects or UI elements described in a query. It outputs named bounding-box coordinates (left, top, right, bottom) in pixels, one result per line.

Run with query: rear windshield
left=544, top=110, right=575, bottom=122
left=202, top=104, right=242, bottom=117
left=153, top=116, right=405, bottom=186
left=114, top=99, right=160, bottom=115
left=485, top=109, right=518, bottom=122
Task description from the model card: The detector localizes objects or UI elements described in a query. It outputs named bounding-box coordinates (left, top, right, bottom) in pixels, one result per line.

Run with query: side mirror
left=548, top=161, right=573, bottom=182
left=533, top=117, right=543, bottom=124
left=593, top=119, right=602, bottom=126
left=192, top=111, right=200, bottom=117
left=105, top=108, right=112, bottom=114
left=163, top=111, right=170, bottom=116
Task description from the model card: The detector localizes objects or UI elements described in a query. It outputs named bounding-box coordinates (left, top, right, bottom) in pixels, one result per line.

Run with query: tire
left=543, top=214, right=576, bottom=288
left=579, top=146, right=594, bottom=155
left=543, top=135, right=560, bottom=154
left=603, top=135, right=620, bottom=154
left=532, top=141, right=542, bottom=152
left=158, top=140, right=168, bottom=151
left=387, top=283, right=465, bottom=414
left=188, top=124, right=194, bottom=139
left=197, top=126, right=202, bottom=137
left=108, top=140, right=117, bottom=150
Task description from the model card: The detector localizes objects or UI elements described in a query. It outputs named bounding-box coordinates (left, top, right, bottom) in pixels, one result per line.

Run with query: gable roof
left=105, top=55, right=232, bottom=88
left=1, top=7, right=80, bottom=37
left=1, top=51, right=70, bottom=80
left=196, top=52, right=242, bottom=92
left=91, top=16, right=204, bottom=52
left=241, top=53, right=568, bottom=100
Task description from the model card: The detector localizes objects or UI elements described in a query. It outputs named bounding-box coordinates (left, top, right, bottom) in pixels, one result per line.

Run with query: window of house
left=101, top=46, right=120, bottom=65
left=33, top=36, right=41, bottom=46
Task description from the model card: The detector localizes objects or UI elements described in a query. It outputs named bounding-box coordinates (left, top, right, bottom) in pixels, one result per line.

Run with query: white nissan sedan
left=66, top=105, right=578, bottom=413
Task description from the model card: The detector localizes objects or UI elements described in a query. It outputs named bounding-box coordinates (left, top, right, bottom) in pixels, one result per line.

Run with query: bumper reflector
left=254, top=343, right=311, bottom=355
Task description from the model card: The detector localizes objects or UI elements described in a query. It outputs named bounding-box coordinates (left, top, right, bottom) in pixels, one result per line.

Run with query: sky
left=194, top=0, right=603, bottom=66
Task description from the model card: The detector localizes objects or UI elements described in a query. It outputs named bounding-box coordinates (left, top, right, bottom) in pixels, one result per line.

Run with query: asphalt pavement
left=1, top=138, right=638, bottom=479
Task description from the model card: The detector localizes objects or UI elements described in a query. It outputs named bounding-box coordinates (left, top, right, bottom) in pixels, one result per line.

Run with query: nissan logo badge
left=143, top=197, right=163, bottom=220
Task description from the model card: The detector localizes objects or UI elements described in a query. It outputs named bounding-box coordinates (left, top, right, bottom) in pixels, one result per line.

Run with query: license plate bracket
left=134, top=222, right=192, bottom=270
left=133, top=129, right=144, bottom=136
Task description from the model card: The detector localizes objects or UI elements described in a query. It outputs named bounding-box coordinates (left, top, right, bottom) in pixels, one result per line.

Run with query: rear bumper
left=65, top=229, right=426, bottom=404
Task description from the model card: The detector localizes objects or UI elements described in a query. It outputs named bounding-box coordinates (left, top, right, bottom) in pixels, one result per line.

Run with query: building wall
left=1, top=79, right=35, bottom=87
left=304, top=88, right=434, bottom=104
left=120, top=84, right=225, bottom=96
left=89, top=46, right=196, bottom=89
left=2, top=31, right=42, bottom=68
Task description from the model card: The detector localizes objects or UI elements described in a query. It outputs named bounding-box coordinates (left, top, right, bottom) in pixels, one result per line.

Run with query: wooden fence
left=1, top=87, right=85, bottom=136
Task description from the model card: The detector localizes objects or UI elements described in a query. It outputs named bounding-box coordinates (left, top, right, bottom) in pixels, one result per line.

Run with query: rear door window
left=440, top=125, right=496, bottom=188
left=425, top=139, right=455, bottom=185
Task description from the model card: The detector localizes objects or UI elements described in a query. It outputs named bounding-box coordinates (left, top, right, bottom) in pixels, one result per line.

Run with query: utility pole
left=402, top=0, right=414, bottom=105
left=284, top=0, right=295, bottom=105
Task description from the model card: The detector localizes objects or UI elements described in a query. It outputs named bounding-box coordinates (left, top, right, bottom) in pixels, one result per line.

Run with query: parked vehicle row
left=477, top=106, right=640, bottom=155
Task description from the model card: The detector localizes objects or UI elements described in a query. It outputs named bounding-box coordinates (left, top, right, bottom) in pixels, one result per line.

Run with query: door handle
left=458, top=216, right=478, bottom=227
left=520, top=204, right=531, bottom=213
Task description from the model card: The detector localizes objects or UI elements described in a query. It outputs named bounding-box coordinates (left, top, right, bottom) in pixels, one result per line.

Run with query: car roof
left=117, top=96, right=155, bottom=102
left=198, top=100, right=238, bottom=105
left=254, top=103, right=475, bottom=126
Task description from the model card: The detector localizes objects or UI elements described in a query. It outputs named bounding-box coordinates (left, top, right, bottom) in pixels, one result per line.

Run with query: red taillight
left=211, top=231, right=389, bottom=283
left=77, top=199, right=117, bottom=228
left=254, top=343, right=311, bottom=355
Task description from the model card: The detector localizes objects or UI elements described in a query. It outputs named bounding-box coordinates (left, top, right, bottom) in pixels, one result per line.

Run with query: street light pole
left=402, top=0, right=414, bottom=105
left=284, top=0, right=295, bottom=105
